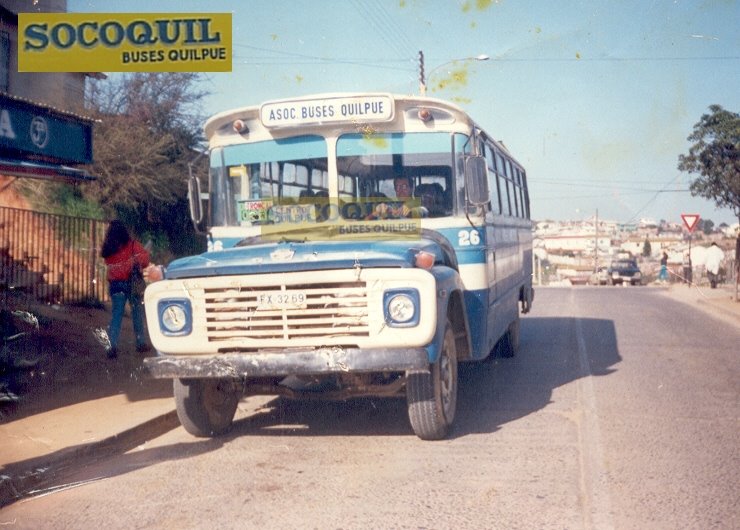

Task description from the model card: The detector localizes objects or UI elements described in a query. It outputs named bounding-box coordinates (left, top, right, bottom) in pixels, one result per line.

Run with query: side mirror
left=465, top=155, right=489, bottom=206
left=188, top=176, right=203, bottom=225
left=187, top=151, right=208, bottom=233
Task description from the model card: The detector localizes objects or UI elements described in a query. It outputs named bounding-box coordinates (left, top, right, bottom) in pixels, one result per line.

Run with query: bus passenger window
left=500, top=173, right=511, bottom=216
left=485, top=146, right=501, bottom=214
left=505, top=160, right=519, bottom=217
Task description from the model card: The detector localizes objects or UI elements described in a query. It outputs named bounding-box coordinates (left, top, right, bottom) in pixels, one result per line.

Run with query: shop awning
left=0, top=158, right=95, bottom=182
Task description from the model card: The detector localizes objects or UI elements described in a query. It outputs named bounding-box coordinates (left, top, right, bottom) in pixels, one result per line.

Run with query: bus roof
left=204, top=92, right=472, bottom=139
left=203, top=92, right=523, bottom=171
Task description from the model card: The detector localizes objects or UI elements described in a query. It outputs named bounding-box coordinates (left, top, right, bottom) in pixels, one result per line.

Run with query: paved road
left=1, top=287, right=738, bottom=529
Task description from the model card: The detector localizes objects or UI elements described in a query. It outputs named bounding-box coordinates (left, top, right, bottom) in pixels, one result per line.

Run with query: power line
left=231, top=43, right=416, bottom=72
left=369, top=0, right=417, bottom=58
left=532, top=181, right=689, bottom=193
left=230, top=43, right=737, bottom=69
left=624, top=174, right=684, bottom=224
left=541, top=190, right=689, bottom=200
left=232, top=43, right=411, bottom=64
left=349, top=0, right=415, bottom=66
left=491, top=55, right=739, bottom=63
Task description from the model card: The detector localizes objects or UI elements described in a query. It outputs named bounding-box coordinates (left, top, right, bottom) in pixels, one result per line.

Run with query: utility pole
left=418, top=50, right=426, bottom=96
left=594, top=208, right=599, bottom=271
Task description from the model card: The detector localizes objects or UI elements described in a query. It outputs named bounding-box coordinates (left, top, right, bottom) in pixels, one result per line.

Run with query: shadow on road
left=3, top=317, right=621, bottom=505
left=222, top=316, right=621, bottom=439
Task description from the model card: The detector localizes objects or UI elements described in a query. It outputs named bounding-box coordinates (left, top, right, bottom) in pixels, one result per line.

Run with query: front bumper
left=143, top=346, right=429, bottom=379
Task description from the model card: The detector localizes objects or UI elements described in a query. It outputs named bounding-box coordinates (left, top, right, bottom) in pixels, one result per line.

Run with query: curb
left=661, top=285, right=740, bottom=324
left=0, top=409, right=179, bottom=508
left=695, top=296, right=740, bottom=322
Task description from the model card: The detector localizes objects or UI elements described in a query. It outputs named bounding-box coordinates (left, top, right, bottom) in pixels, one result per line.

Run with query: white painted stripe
left=573, top=290, right=615, bottom=530
left=458, top=263, right=488, bottom=291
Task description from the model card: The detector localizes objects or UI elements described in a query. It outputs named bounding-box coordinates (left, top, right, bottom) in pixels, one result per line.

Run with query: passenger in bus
left=367, top=176, right=425, bottom=219
left=313, top=190, right=330, bottom=221
left=414, top=183, right=446, bottom=217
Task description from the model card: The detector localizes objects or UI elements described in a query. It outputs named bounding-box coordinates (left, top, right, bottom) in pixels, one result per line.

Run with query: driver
left=367, top=176, right=424, bottom=219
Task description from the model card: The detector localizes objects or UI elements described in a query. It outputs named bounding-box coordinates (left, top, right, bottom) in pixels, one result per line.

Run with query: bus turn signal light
left=415, top=251, right=435, bottom=269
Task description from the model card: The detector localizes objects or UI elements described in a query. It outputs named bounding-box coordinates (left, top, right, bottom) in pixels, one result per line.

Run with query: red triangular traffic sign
left=681, top=214, right=700, bottom=233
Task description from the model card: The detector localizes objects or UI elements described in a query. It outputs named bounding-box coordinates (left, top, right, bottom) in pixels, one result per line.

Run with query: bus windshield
left=209, top=135, right=328, bottom=227
left=209, top=131, right=457, bottom=227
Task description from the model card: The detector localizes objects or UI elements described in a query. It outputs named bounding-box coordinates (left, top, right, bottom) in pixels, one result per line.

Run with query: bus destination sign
left=260, top=95, right=394, bottom=128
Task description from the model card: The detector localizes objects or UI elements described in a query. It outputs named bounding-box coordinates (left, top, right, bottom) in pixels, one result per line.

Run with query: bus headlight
left=383, top=289, right=420, bottom=327
left=158, top=299, right=192, bottom=336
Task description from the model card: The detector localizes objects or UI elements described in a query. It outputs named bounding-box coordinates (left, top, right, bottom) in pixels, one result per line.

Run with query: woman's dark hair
left=101, top=220, right=131, bottom=258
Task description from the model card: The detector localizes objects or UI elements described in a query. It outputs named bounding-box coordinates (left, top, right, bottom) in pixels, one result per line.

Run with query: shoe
left=136, top=344, right=151, bottom=353
left=106, top=347, right=118, bottom=359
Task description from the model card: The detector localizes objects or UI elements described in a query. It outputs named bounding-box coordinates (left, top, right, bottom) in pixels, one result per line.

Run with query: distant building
left=541, top=233, right=612, bottom=254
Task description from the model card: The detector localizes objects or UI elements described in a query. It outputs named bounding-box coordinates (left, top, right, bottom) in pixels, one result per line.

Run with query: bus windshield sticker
left=238, top=199, right=272, bottom=223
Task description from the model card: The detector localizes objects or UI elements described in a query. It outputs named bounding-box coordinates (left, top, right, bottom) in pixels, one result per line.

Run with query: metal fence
left=0, top=206, right=108, bottom=305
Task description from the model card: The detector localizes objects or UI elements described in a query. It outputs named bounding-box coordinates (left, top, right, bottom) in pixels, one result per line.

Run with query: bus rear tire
left=406, top=320, right=458, bottom=440
left=499, top=317, right=520, bottom=358
left=174, top=378, right=239, bottom=437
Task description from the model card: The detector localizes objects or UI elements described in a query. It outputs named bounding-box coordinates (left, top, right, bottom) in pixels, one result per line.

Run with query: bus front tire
left=174, top=378, right=240, bottom=437
left=406, top=320, right=458, bottom=440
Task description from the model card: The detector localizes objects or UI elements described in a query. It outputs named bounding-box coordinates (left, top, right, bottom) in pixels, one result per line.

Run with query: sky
left=65, top=0, right=740, bottom=225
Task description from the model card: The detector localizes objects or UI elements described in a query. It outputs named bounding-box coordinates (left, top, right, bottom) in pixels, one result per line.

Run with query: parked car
left=588, top=266, right=609, bottom=285
left=607, top=259, right=642, bottom=285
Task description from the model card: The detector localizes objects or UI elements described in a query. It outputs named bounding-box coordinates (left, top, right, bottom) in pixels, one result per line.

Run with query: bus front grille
left=203, top=281, right=370, bottom=342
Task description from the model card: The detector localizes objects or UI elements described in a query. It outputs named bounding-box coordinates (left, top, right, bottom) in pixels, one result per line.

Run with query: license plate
left=256, top=291, right=307, bottom=309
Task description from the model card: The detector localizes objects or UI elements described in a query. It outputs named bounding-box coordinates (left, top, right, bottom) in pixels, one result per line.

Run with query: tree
left=642, top=238, right=652, bottom=257
left=678, top=105, right=740, bottom=225
left=698, top=218, right=715, bottom=235
left=84, top=73, right=209, bottom=258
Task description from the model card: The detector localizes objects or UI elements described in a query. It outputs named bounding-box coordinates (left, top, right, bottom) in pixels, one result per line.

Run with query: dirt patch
left=1, top=295, right=170, bottom=422
left=0, top=177, right=30, bottom=209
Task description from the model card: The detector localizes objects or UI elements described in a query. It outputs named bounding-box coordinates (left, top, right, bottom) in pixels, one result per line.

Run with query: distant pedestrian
left=101, top=220, right=150, bottom=358
left=705, top=242, right=724, bottom=289
left=659, top=252, right=669, bottom=282
left=682, top=251, right=692, bottom=285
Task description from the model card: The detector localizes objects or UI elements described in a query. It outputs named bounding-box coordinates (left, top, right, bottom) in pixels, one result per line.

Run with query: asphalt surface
left=0, top=285, right=740, bottom=506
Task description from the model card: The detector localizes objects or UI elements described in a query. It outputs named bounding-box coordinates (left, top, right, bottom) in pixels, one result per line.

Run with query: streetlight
left=419, top=51, right=489, bottom=96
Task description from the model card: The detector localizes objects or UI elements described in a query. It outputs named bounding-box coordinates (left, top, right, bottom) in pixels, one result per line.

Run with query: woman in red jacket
left=101, top=220, right=150, bottom=358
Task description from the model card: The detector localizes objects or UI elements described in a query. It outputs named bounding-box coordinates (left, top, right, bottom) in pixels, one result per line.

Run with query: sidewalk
left=659, top=281, right=740, bottom=325
left=1, top=282, right=739, bottom=508
left=0, top=298, right=177, bottom=507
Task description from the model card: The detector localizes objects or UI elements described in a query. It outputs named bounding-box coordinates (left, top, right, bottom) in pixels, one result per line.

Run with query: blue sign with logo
left=0, top=93, right=93, bottom=164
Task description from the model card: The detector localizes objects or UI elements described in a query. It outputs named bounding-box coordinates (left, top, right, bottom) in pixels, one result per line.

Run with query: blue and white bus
left=144, top=93, right=533, bottom=440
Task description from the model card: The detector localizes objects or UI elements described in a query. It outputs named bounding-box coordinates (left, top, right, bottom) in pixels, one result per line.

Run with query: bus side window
left=496, top=152, right=511, bottom=216
left=505, top=159, right=519, bottom=217
left=520, top=169, right=531, bottom=219
left=485, top=144, right=501, bottom=214
left=515, top=168, right=526, bottom=218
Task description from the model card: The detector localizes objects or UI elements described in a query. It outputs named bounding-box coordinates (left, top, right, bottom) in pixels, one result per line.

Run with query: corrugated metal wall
left=0, top=206, right=108, bottom=305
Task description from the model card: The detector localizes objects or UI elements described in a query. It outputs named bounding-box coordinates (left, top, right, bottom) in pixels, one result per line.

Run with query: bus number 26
left=458, top=229, right=481, bottom=246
